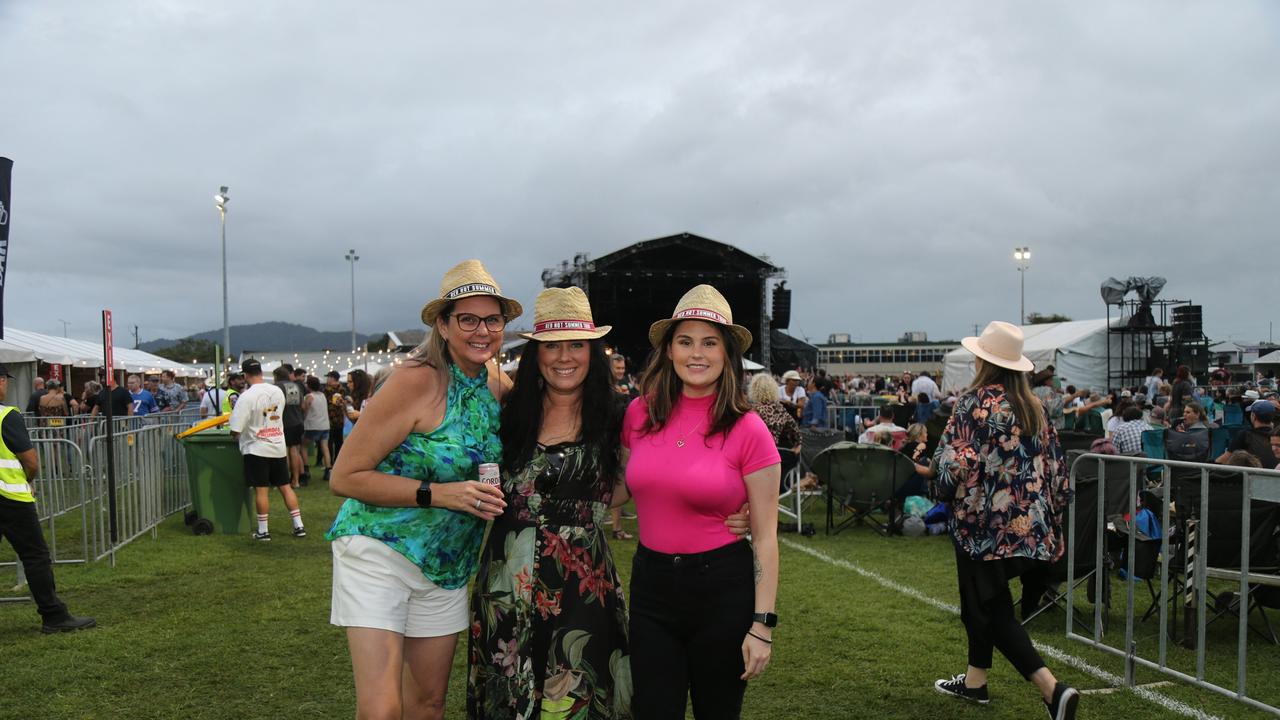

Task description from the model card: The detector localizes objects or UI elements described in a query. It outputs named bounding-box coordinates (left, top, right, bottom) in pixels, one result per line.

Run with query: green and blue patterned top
left=326, top=362, right=501, bottom=590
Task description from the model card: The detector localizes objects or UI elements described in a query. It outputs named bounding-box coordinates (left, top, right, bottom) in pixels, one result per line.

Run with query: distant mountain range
left=140, top=322, right=372, bottom=355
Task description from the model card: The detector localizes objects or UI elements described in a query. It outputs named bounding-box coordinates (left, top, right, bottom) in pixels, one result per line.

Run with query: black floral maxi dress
left=468, top=442, right=632, bottom=720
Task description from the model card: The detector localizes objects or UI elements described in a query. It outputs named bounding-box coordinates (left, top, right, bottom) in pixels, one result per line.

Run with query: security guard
left=0, top=363, right=95, bottom=633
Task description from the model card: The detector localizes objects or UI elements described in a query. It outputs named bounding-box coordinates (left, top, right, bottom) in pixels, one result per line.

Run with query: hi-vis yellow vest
left=0, top=406, right=34, bottom=503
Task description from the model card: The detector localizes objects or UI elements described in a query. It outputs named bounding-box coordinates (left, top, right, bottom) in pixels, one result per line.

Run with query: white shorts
left=330, top=534, right=469, bottom=638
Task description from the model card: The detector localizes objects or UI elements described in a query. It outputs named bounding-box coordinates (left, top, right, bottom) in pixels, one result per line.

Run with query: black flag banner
left=0, top=157, right=10, bottom=338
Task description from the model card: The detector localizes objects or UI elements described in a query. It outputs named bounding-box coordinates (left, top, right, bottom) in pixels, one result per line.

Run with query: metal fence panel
left=1063, top=452, right=1280, bottom=716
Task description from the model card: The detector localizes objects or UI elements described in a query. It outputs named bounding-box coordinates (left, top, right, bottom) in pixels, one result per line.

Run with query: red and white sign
left=47, top=364, right=62, bottom=382
left=102, top=310, right=115, bottom=388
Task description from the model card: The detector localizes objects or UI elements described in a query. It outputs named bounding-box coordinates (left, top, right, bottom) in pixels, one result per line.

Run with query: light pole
left=345, top=249, right=359, bottom=351
left=1013, top=246, right=1031, bottom=325
left=214, top=186, right=231, bottom=363
left=57, top=319, right=69, bottom=338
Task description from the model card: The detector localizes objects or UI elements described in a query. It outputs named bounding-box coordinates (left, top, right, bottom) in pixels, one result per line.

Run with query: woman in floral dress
left=468, top=287, right=632, bottom=720
left=930, top=321, right=1079, bottom=720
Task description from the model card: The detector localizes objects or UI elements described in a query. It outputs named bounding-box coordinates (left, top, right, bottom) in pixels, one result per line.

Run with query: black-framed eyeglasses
left=451, top=313, right=506, bottom=332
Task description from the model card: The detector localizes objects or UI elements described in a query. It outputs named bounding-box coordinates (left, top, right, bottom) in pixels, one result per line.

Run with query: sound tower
left=771, top=283, right=792, bottom=330
left=1172, top=305, right=1203, bottom=340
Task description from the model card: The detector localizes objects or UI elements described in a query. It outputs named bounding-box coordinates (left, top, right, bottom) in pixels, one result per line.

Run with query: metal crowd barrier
left=3, top=414, right=197, bottom=601
left=826, top=405, right=881, bottom=433
left=1064, top=453, right=1280, bottom=716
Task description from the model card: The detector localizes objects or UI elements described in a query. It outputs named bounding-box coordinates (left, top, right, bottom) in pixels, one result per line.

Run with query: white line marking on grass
left=780, top=538, right=1222, bottom=720
left=1082, top=681, right=1174, bottom=696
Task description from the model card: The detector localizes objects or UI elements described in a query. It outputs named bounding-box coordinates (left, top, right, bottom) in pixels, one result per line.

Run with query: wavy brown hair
left=969, top=358, right=1045, bottom=438
left=637, top=321, right=751, bottom=443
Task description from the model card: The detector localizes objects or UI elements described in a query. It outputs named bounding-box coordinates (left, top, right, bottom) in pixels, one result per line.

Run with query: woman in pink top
left=618, top=285, right=781, bottom=719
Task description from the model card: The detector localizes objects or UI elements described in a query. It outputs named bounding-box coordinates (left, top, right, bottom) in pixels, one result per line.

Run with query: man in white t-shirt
left=228, top=359, right=305, bottom=541
left=858, top=406, right=907, bottom=444
left=910, top=371, right=940, bottom=402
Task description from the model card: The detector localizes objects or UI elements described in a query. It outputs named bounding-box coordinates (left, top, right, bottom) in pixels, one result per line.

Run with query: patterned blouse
left=931, top=384, right=1071, bottom=563
left=326, top=362, right=502, bottom=589
left=754, top=400, right=801, bottom=449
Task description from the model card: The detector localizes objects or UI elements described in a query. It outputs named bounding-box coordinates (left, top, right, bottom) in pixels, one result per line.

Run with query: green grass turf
left=3, top=466, right=1279, bottom=719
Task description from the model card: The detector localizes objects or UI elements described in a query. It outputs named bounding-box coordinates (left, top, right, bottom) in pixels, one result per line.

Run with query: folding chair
left=1172, top=471, right=1280, bottom=646
left=777, top=429, right=843, bottom=534
left=1021, top=463, right=1107, bottom=634
left=813, top=442, right=914, bottom=536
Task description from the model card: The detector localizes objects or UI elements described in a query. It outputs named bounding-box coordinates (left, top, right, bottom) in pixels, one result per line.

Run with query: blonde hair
left=748, top=373, right=780, bottom=405
left=906, top=423, right=927, bottom=443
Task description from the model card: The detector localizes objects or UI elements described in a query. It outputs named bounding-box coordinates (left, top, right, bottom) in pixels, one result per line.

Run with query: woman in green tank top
left=328, top=260, right=521, bottom=720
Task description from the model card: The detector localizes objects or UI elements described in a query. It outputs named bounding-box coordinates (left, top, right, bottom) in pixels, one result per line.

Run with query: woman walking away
left=622, top=284, right=781, bottom=720
left=468, top=287, right=631, bottom=719
left=931, top=321, right=1079, bottom=720
left=328, top=260, right=517, bottom=720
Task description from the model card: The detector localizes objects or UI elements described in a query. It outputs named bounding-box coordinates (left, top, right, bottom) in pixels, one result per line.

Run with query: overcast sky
left=3, top=1, right=1278, bottom=349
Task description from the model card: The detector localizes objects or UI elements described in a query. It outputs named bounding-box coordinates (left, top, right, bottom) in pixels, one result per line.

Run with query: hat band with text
left=533, top=319, right=597, bottom=333
left=444, top=282, right=499, bottom=300
left=673, top=307, right=729, bottom=324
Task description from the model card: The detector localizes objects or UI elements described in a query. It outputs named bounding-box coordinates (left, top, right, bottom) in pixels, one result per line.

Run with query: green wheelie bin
left=179, top=426, right=254, bottom=535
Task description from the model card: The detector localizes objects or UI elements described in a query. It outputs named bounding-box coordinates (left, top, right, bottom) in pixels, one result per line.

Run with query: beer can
left=478, top=463, right=501, bottom=487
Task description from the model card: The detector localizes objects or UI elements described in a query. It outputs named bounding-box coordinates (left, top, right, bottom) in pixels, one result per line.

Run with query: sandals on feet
left=612, top=529, right=634, bottom=540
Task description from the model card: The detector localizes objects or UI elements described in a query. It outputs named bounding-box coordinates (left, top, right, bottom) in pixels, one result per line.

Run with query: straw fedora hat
left=518, top=287, right=611, bottom=342
left=420, top=259, right=523, bottom=325
left=961, top=321, right=1034, bottom=372
left=648, top=284, right=753, bottom=350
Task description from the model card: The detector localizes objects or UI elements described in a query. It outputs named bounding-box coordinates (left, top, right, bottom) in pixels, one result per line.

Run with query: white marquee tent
left=942, top=319, right=1127, bottom=393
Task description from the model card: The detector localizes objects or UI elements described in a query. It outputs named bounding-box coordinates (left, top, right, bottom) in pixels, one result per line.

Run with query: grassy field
left=3, top=462, right=1279, bottom=720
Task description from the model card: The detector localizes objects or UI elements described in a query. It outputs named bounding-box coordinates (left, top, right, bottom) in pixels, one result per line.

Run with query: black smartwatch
left=752, top=612, right=778, bottom=628
left=415, top=481, right=433, bottom=509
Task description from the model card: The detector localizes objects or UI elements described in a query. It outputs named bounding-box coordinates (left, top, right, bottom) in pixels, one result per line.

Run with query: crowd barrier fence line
left=1064, top=452, right=1280, bottom=717
left=3, top=415, right=197, bottom=601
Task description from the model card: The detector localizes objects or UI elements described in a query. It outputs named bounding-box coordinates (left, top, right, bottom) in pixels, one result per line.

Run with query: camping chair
left=1142, top=429, right=1166, bottom=482
left=1111, top=508, right=1168, bottom=624
left=1021, top=463, right=1106, bottom=634
left=1057, top=429, right=1101, bottom=453
left=776, top=448, right=804, bottom=531
left=777, top=428, right=844, bottom=533
left=1172, top=470, right=1280, bottom=645
left=923, top=405, right=952, bottom=458
left=1023, top=451, right=1141, bottom=633
left=1209, top=427, right=1231, bottom=460
left=812, top=442, right=916, bottom=536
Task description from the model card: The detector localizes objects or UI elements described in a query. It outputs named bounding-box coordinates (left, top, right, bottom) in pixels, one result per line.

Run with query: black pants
left=328, top=424, right=344, bottom=464
left=0, top=496, right=69, bottom=621
left=630, top=541, right=754, bottom=720
left=954, top=546, right=1046, bottom=679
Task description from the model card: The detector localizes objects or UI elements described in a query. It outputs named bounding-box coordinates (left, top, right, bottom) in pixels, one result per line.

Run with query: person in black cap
left=0, top=363, right=96, bottom=633
left=1217, top=400, right=1277, bottom=468
left=228, top=359, right=305, bottom=540
left=323, top=370, right=347, bottom=463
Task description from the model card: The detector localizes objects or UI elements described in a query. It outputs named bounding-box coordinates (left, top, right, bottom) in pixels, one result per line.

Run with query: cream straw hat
left=648, top=284, right=753, bottom=351
left=518, top=287, right=611, bottom=342
left=961, top=321, right=1034, bottom=372
left=420, top=259, right=523, bottom=325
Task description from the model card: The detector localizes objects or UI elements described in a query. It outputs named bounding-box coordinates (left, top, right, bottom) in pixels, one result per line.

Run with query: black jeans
left=954, top=546, right=1046, bottom=679
left=630, top=541, right=754, bottom=720
left=0, top=496, right=69, bottom=621
left=328, top=424, right=344, bottom=464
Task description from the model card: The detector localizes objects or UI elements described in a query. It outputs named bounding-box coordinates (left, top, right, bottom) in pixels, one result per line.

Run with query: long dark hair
left=500, top=339, right=622, bottom=485
left=637, top=321, right=751, bottom=443
left=969, top=359, right=1044, bottom=437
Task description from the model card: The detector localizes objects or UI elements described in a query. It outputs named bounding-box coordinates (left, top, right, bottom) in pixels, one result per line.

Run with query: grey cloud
left=2, top=1, right=1277, bottom=348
